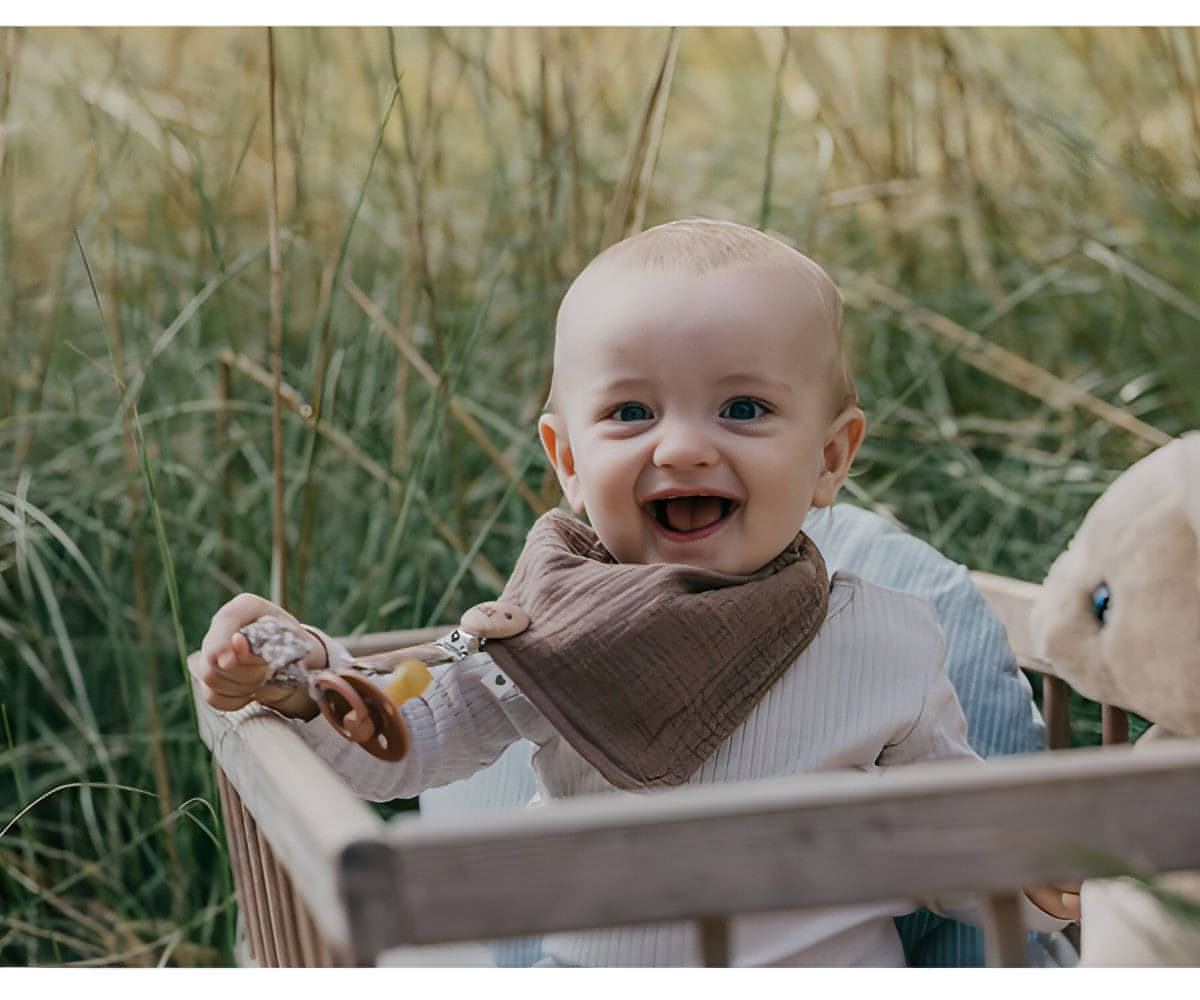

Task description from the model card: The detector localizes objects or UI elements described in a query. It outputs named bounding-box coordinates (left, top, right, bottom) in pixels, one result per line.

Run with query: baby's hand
left=193, top=593, right=324, bottom=717
left=1022, top=882, right=1082, bottom=921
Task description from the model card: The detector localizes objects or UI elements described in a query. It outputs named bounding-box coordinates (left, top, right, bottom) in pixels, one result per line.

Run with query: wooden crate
left=192, top=575, right=1200, bottom=966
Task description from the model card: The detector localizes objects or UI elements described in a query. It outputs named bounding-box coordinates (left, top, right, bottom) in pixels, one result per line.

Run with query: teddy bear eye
left=1091, top=582, right=1111, bottom=625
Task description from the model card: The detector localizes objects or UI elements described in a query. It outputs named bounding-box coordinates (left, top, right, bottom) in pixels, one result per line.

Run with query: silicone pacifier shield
left=314, top=673, right=410, bottom=762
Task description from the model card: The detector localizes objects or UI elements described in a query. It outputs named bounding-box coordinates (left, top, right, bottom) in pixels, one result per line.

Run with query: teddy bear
left=1029, top=431, right=1200, bottom=965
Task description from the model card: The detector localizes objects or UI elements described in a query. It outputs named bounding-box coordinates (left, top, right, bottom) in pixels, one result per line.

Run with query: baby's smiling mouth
left=646, top=495, right=737, bottom=534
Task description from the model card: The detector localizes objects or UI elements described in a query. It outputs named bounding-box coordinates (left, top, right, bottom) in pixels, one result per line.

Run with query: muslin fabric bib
left=485, top=510, right=830, bottom=790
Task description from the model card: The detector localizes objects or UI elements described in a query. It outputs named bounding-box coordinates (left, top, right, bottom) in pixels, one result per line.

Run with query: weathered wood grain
left=969, top=571, right=1054, bottom=675
left=192, top=656, right=385, bottom=960
left=982, top=892, right=1027, bottom=968
left=365, top=739, right=1200, bottom=949
left=195, top=593, right=1200, bottom=967
left=340, top=626, right=452, bottom=658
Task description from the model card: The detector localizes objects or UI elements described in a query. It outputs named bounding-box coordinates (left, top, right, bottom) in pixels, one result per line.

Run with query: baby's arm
left=879, top=666, right=1080, bottom=925
left=196, top=594, right=535, bottom=800
left=293, top=651, right=530, bottom=801
left=193, top=593, right=324, bottom=719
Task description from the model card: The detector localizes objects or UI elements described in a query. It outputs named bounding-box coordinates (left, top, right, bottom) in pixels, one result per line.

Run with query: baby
left=195, top=218, right=1077, bottom=965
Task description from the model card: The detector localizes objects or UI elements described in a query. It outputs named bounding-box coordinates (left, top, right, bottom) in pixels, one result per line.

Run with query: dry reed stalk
left=3, top=851, right=121, bottom=954
left=758, top=27, right=790, bottom=231
left=885, top=27, right=910, bottom=181
left=1056, top=30, right=1139, bottom=153
left=13, top=242, right=68, bottom=466
left=601, top=27, right=680, bottom=247
left=629, top=29, right=678, bottom=236
left=419, top=27, right=440, bottom=161
left=389, top=277, right=417, bottom=479
left=421, top=30, right=468, bottom=529
left=291, top=71, right=401, bottom=607
left=1163, top=27, right=1200, bottom=175
left=218, top=347, right=507, bottom=593
left=107, top=230, right=181, bottom=914
left=557, top=32, right=588, bottom=272
left=219, top=348, right=385, bottom=483
left=0, top=33, right=13, bottom=420
left=2, top=913, right=103, bottom=959
left=342, top=274, right=548, bottom=517
left=1083, top=239, right=1200, bottom=325
left=783, top=28, right=875, bottom=187
left=503, top=26, right=532, bottom=119
left=0, top=28, right=16, bottom=178
left=752, top=28, right=836, bottom=250
left=294, top=259, right=337, bottom=616
left=930, top=34, right=953, bottom=173
left=0, top=30, right=17, bottom=350
left=933, top=31, right=1006, bottom=305
left=216, top=355, right=233, bottom=578
left=392, top=40, right=444, bottom=370
left=266, top=27, right=287, bottom=608
left=842, top=270, right=1174, bottom=450
left=538, top=29, right=557, bottom=228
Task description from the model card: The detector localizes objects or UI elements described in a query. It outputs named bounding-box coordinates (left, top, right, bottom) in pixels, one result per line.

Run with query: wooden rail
left=193, top=575, right=1191, bottom=967
left=970, top=571, right=1128, bottom=749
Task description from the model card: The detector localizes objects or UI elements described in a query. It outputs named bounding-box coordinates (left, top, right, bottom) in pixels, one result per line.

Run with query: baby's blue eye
left=1091, top=582, right=1111, bottom=625
left=721, top=398, right=767, bottom=421
left=613, top=402, right=652, bottom=422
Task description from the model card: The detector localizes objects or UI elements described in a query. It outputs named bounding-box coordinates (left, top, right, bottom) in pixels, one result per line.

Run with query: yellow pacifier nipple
left=385, top=659, right=433, bottom=705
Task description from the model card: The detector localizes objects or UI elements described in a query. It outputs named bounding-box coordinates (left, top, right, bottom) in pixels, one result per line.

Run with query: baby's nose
left=652, top=421, right=719, bottom=468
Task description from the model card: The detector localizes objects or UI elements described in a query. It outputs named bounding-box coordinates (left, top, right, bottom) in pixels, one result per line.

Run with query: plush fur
left=1030, top=432, right=1200, bottom=737
left=1029, top=432, right=1200, bottom=965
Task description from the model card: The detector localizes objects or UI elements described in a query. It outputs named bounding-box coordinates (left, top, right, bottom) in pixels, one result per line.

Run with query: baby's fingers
left=200, top=593, right=290, bottom=670
left=219, top=632, right=264, bottom=670
left=1023, top=883, right=1081, bottom=921
left=192, top=634, right=269, bottom=705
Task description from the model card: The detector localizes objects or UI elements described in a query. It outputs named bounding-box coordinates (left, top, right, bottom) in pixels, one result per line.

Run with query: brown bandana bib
left=485, top=509, right=830, bottom=790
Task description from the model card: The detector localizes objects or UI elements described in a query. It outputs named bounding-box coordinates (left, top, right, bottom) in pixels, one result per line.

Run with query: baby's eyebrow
left=586, top=376, right=655, bottom=398
left=714, top=373, right=795, bottom=395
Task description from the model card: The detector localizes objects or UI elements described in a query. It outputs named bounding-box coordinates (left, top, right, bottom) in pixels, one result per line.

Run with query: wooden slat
left=971, top=572, right=1135, bottom=749
left=1043, top=676, right=1072, bottom=750
left=968, top=571, right=1058, bottom=676
left=982, top=892, right=1026, bottom=967
left=197, top=582, right=1195, bottom=968
left=696, top=917, right=731, bottom=967
left=264, top=844, right=301, bottom=967
left=339, top=626, right=452, bottom=658
left=215, top=767, right=268, bottom=966
left=192, top=661, right=386, bottom=961
left=1102, top=705, right=1130, bottom=745
left=241, top=810, right=280, bottom=966
left=360, top=739, right=1200, bottom=950
left=295, top=893, right=325, bottom=967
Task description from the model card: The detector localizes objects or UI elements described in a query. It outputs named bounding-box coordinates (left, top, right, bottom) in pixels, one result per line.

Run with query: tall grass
left=1, top=26, right=1198, bottom=965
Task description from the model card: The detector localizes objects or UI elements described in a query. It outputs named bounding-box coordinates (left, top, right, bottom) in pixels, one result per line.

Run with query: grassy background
left=1, top=25, right=1198, bottom=965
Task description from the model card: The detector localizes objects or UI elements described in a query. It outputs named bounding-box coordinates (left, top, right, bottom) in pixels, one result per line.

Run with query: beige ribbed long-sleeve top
left=293, top=572, right=1053, bottom=965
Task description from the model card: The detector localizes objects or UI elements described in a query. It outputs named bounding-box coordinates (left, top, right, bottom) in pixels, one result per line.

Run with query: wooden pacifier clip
left=239, top=601, right=529, bottom=763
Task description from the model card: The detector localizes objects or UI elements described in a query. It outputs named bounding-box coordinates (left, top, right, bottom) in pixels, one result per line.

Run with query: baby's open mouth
left=647, top=496, right=736, bottom=534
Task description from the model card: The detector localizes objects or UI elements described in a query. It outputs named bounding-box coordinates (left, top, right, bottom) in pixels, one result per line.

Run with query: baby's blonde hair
left=557, top=218, right=857, bottom=415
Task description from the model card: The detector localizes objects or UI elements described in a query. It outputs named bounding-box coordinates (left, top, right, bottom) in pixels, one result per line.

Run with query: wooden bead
left=460, top=600, right=530, bottom=639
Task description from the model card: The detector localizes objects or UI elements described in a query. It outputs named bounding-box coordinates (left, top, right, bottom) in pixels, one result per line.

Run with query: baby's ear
left=538, top=413, right=585, bottom=513
left=812, top=406, right=866, bottom=508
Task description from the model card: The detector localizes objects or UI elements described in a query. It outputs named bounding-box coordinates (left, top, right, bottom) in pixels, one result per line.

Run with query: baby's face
left=539, top=260, right=862, bottom=576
